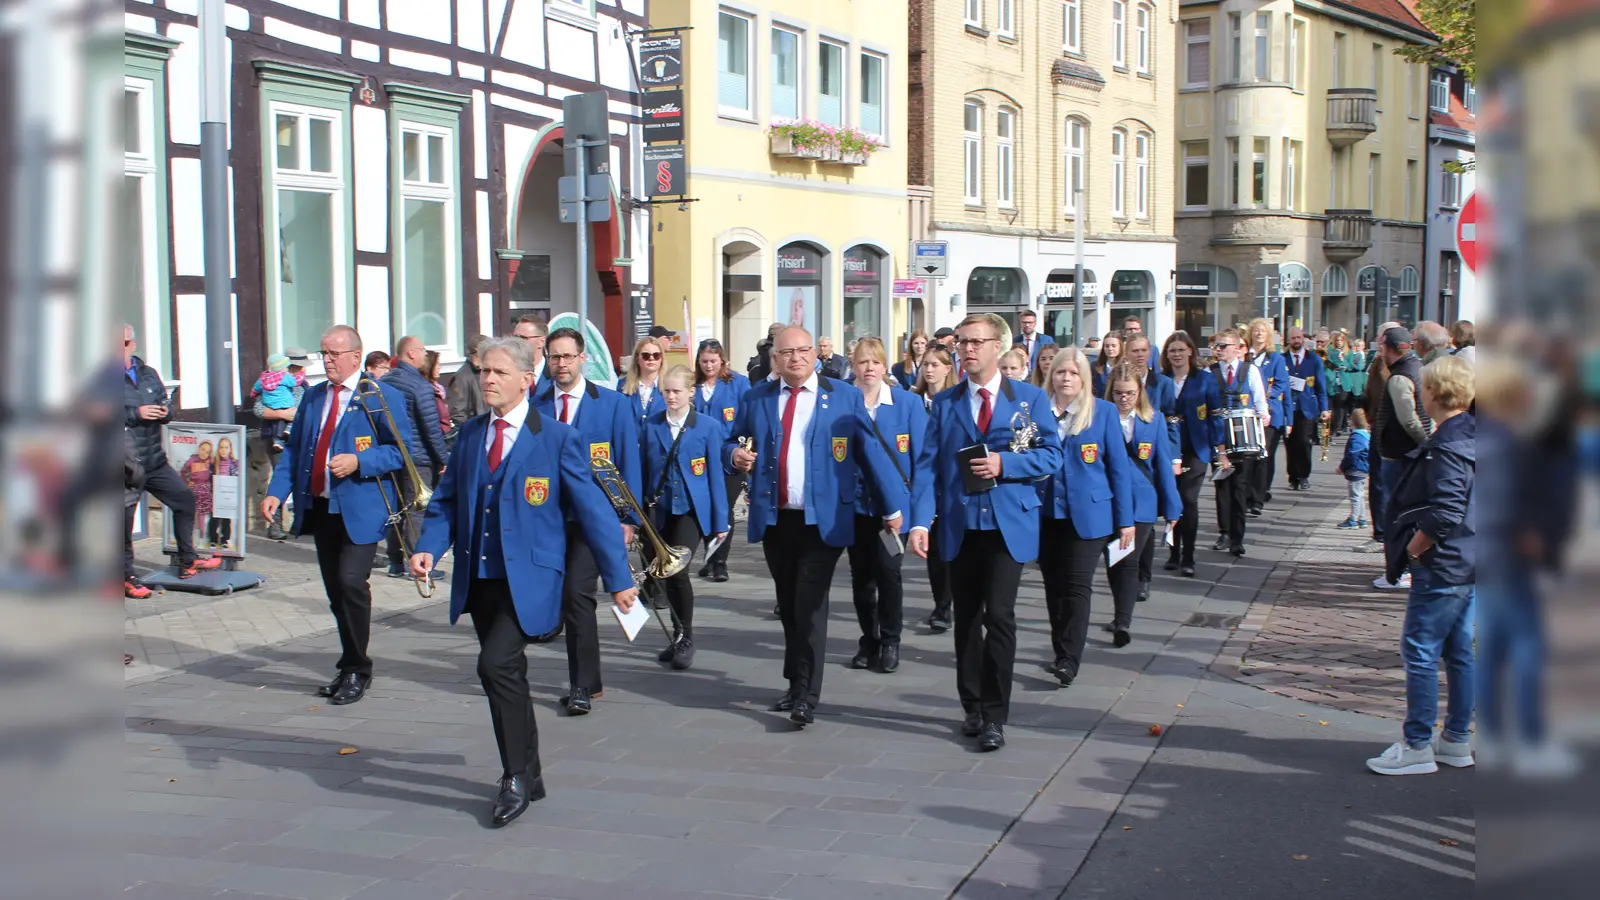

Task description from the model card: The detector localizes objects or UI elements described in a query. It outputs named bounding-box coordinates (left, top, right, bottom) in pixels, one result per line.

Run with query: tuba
left=590, top=456, right=691, bottom=641
left=353, top=377, right=435, bottom=597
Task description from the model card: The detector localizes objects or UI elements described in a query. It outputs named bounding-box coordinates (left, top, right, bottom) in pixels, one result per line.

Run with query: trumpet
left=354, top=377, right=435, bottom=598
left=590, top=456, right=691, bottom=639
left=1009, top=402, right=1042, bottom=454
left=1320, top=417, right=1333, bottom=462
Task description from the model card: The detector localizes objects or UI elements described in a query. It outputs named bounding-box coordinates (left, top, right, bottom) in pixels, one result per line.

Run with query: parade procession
left=16, top=0, right=1591, bottom=898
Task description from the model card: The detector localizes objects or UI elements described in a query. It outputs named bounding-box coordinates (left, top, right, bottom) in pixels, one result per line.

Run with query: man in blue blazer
left=411, top=336, right=637, bottom=828
left=726, top=326, right=907, bottom=727
left=529, top=327, right=641, bottom=715
left=262, top=325, right=420, bottom=706
left=909, top=313, right=1063, bottom=752
left=1013, top=309, right=1055, bottom=372
left=1123, top=334, right=1181, bottom=471
left=1282, top=327, right=1331, bottom=491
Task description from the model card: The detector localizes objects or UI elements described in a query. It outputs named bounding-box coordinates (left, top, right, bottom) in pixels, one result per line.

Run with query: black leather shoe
left=1264, top=490, right=1274, bottom=503
left=329, top=672, right=370, bottom=705
left=657, top=641, right=678, bottom=663
left=1180, top=564, right=1196, bottom=577
left=1101, top=622, right=1115, bottom=633
left=266, top=524, right=290, bottom=542
left=1246, top=507, right=1263, bottom=518
left=490, top=774, right=545, bottom=827
left=529, top=623, right=564, bottom=644
left=697, top=561, right=712, bottom=579
left=1136, top=580, right=1150, bottom=603
left=315, top=673, right=343, bottom=697
left=877, top=644, right=899, bottom=673
left=1212, top=535, right=1230, bottom=552
left=1051, top=661, right=1075, bottom=687
left=962, top=712, right=984, bottom=737
left=978, top=723, right=1006, bottom=752
left=790, top=700, right=815, bottom=726
left=563, top=687, right=593, bottom=715
left=768, top=694, right=797, bottom=713
left=711, top=562, right=729, bottom=583
left=927, top=612, right=952, bottom=633
left=670, top=639, right=695, bottom=671
left=1112, top=629, right=1132, bottom=648
left=850, top=649, right=873, bottom=670
left=1163, top=555, right=1180, bottom=572
left=386, top=560, right=407, bottom=578
left=1230, top=544, right=1246, bottom=557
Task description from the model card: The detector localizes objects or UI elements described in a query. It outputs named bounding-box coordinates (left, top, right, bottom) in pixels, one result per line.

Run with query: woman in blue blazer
left=1160, top=331, right=1224, bottom=576
left=1102, top=363, right=1183, bottom=647
left=889, top=330, right=930, bottom=390
left=618, top=336, right=668, bottom=427
left=690, top=339, right=751, bottom=582
left=640, top=365, right=730, bottom=670
left=1038, top=347, right=1135, bottom=687
left=1246, top=319, right=1289, bottom=513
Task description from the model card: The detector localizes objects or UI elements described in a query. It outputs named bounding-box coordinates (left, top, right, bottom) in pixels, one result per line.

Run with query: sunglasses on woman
left=639, top=351, right=662, bottom=361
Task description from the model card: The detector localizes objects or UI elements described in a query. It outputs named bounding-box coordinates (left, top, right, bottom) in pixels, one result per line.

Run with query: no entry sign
left=1456, top=193, right=1481, bottom=274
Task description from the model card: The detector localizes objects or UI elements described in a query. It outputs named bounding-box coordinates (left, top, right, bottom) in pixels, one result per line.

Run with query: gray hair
left=476, top=336, right=537, bottom=373
left=1412, top=321, right=1450, bottom=353
left=322, top=324, right=363, bottom=353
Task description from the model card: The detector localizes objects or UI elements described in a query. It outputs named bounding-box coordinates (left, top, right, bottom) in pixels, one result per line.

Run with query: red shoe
left=125, top=580, right=152, bottom=599
left=179, top=557, right=224, bottom=578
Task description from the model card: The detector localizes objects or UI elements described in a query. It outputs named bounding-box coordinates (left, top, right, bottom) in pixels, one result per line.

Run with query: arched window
left=1399, top=266, right=1419, bottom=294
left=775, top=242, right=826, bottom=338
left=1279, top=263, right=1313, bottom=295
left=842, top=245, right=885, bottom=347
left=1321, top=265, right=1348, bottom=296
left=1065, top=117, right=1087, bottom=213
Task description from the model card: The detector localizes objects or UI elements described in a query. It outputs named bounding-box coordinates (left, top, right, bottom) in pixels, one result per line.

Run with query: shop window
left=842, top=245, right=885, bottom=348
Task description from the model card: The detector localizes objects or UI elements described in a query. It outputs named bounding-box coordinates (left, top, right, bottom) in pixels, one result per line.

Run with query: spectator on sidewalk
left=1362, top=324, right=1398, bottom=551
left=447, top=334, right=488, bottom=431
left=364, top=351, right=391, bottom=381
left=1336, top=409, right=1371, bottom=529
left=1450, top=320, right=1476, bottom=366
left=746, top=322, right=785, bottom=383
left=381, top=335, right=449, bottom=579
left=422, top=350, right=452, bottom=445
left=255, top=348, right=310, bottom=540
left=1371, top=326, right=1428, bottom=587
left=1367, top=355, right=1477, bottom=776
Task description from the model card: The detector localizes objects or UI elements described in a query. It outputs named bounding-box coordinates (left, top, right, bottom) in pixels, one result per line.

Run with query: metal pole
left=1072, top=188, right=1084, bottom=346
left=201, top=0, right=233, bottom=423
left=573, top=140, right=590, bottom=332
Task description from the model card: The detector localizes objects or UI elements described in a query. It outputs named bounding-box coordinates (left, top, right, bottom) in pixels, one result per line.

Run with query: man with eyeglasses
left=511, top=315, right=550, bottom=396
left=1209, top=329, right=1268, bottom=557
left=727, top=326, right=909, bottom=728
left=530, top=327, right=641, bottom=716
left=262, top=325, right=419, bottom=706
left=909, top=313, right=1062, bottom=752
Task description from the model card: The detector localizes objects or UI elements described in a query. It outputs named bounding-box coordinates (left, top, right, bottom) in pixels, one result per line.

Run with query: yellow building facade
left=1173, top=0, right=1433, bottom=340
left=648, top=0, right=911, bottom=365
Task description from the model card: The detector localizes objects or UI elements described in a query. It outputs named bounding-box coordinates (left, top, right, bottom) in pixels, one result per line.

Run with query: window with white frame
left=268, top=102, right=351, bottom=356
left=1112, top=2, right=1127, bottom=68
left=1283, top=139, right=1301, bottom=211
left=1064, top=0, right=1081, bottom=54
left=1183, top=140, right=1209, bottom=209
left=1065, top=118, right=1086, bottom=214
left=1110, top=129, right=1126, bottom=217
left=546, top=0, right=596, bottom=18
left=1288, top=18, right=1304, bottom=90
left=1229, top=14, right=1242, bottom=81
left=1136, top=6, right=1151, bottom=74
left=717, top=11, right=753, bottom=118
left=1322, top=265, right=1348, bottom=296
left=998, top=0, right=1014, bottom=37
left=964, top=0, right=982, bottom=27
left=123, top=75, right=171, bottom=372
left=771, top=27, right=802, bottom=121
left=1441, top=168, right=1462, bottom=207
left=1429, top=71, right=1449, bottom=112
left=1227, top=137, right=1240, bottom=207
left=819, top=41, right=846, bottom=126
left=860, top=52, right=886, bottom=138
left=1464, top=80, right=1476, bottom=114
left=395, top=121, right=458, bottom=349
left=1135, top=132, right=1149, bottom=218
left=1252, top=137, right=1267, bottom=206
left=1185, top=20, right=1210, bottom=88
left=997, top=107, right=1016, bottom=208
left=1254, top=14, right=1271, bottom=81
left=964, top=101, right=983, bottom=205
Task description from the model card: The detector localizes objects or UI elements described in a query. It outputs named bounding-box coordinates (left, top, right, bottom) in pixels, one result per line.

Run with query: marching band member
left=911, top=344, right=961, bottom=632
left=1120, top=333, right=1180, bottom=475
left=531, top=327, right=642, bottom=715
left=1103, top=363, right=1182, bottom=647
left=640, top=365, right=729, bottom=670
left=261, top=325, right=418, bottom=706
left=845, top=338, right=934, bottom=674
left=1210, top=329, right=1269, bottom=556
left=617, top=335, right=668, bottom=427
left=1038, top=348, right=1135, bottom=685
left=1159, top=332, right=1221, bottom=576
left=909, top=314, right=1062, bottom=752
left=1282, top=326, right=1331, bottom=491
left=726, top=326, right=907, bottom=727
left=410, top=337, right=637, bottom=827
left=692, top=339, right=750, bottom=583
left=891, top=330, right=930, bottom=389
left=1246, top=318, right=1289, bottom=514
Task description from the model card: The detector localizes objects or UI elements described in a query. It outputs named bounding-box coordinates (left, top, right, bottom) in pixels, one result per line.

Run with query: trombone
left=354, top=376, right=435, bottom=598
left=590, top=455, right=690, bottom=640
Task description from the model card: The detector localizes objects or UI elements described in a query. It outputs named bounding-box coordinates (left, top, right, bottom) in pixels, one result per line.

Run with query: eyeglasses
left=773, top=347, right=813, bottom=358
left=638, top=352, right=662, bottom=361
left=320, top=349, right=359, bottom=359
left=1111, top=389, right=1140, bottom=399
left=548, top=353, right=581, bottom=363
left=955, top=338, right=998, bottom=349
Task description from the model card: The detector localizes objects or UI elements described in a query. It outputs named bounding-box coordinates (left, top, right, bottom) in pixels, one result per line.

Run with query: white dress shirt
left=1218, top=360, right=1270, bottom=422
left=1051, top=398, right=1081, bottom=442
left=485, top=398, right=529, bottom=455
left=666, top=409, right=688, bottom=440
left=637, top=380, right=656, bottom=407
left=865, top=379, right=894, bottom=422
left=969, top=370, right=1005, bottom=428
left=699, top=382, right=716, bottom=403
left=779, top=373, right=819, bottom=510
left=1120, top=409, right=1136, bottom=443
left=317, top=370, right=363, bottom=498
left=555, top=377, right=587, bottom=425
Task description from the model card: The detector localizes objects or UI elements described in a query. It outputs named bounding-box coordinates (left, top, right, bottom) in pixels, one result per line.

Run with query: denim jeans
left=1373, top=457, right=1405, bottom=540
left=1401, top=574, right=1476, bottom=748
left=1476, top=569, right=1546, bottom=743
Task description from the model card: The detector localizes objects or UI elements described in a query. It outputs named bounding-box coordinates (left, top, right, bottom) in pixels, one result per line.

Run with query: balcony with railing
left=1323, top=209, right=1374, bottom=261
left=1326, top=88, right=1378, bottom=146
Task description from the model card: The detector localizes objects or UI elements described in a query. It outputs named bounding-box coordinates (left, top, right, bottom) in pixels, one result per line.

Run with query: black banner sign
left=640, top=36, right=683, bottom=87
left=643, top=143, right=686, bottom=197
left=642, top=89, right=684, bottom=143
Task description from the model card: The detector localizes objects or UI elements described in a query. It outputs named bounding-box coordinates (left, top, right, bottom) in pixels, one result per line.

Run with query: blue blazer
left=722, top=375, right=907, bottom=548
left=267, top=378, right=419, bottom=545
left=640, top=409, right=730, bottom=538
left=616, top=376, right=668, bottom=427
left=854, top=385, right=935, bottom=532
left=1283, top=350, right=1330, bottom=420
left=1143, top=370, right=1181, bottom=461
left=1168, top=368, right=1225, bottom=464
left=890, top=361, right=918, bottom=390
left=534, top=379, right=643, bottom=524
left=416, top=410, right=634, bottom=636
left=917, top=376, right=1063, bottom=564
left=1125, top=414, right=1184, bottom=523
left=1013, top=332, right=1055, bottom=369
left=1040, top=399, right=1135, bottom=540
left=1251, top=351, right=1290, bottom=430
left=692, top=373, right=751, bottom=438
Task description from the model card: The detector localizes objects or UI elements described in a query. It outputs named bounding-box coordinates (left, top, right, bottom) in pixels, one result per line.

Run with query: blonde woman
left=909, top=344, right=958, bottom=630
left=1091, top=332, right=1123, bottom=398
left=911, top=344, right=959, bottom=411
left=1101, top=363, right=1182, bottom=647
left=1038, top=347, right=1135, bottom=686
left=1246, top=317, right=1289, bottom=514
left=617, top=336, right=667, bottom=425
left=999, top=347, right=1029, bottom=380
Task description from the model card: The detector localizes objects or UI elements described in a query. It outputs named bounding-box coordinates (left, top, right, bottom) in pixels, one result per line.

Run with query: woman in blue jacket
left=1246, top=318, right=1289, bottom=514
left=1160, top=331, right=1224, bottom=576
left=640, top=365, right=730, bottom=670
left=890, top=330, right=930, bottom=390
left=618, top=336, right=668, bottom=426
left=1039, top=347, right=1135, bottom=687
left=690, top=339, right=750, bottom=582
left=1103, top=363, right=1182, bottom=647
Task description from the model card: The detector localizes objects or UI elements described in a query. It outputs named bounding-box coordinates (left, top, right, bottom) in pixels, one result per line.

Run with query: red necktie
left=1226, top=364, right=1236, bottom=388
left=560, top=393, right=572, bottom=424
left=976, top=387, right=993, bottom=433
left=309, top=384, right=343, bottom=497
left=776, top=385, right=805, bottom=506
left=487, top=419, right=510, bottom=472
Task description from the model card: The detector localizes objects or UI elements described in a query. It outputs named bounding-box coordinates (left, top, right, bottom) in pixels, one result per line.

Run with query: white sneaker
left=1359, top=539, right=1386, bottom=554
left=1372, top=572, right=1411, bottom=591
left=1513, top=742, right=1581, bottom=780
left=1432, top=736, right=1475, bottom=768
left=1367, top=741, right=1438, bottom=775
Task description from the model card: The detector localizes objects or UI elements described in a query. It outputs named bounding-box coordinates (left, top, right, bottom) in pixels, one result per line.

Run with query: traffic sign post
left=912, top=241, right=948, bottom=279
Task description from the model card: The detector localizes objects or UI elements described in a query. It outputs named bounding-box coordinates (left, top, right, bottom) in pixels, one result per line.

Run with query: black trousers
left=562, top=522, right=605, bottom=693
left=1137, top=517, right=1158, bottom=584
left=124, top=462, right=199, bottom=576
left=1330, top=392, right=1352, bottom=435
left=467, top=578, right=541, bottom=780
left=1215, top=457, right=1254, bottom=549
left=1252, top=426, right=1283, bottom=508
left=308, top=498, right=377, bottom=676
left=949, top=529, right=1025, bottom=725
left=386, top=465, right=435, bottom=564
left=846, top=515, right=904, bottom=652
left=1173, top=456, right=1206, bottom=566
left=926, top=519, right=954, bottom=619
left=762, top=510, right=844, bottom=706
left=1285, top=413, right=1315, bottom=483
left=1039, top=518, right=1106, bottom=681
left=704, top=473, right=744, bottom=569
left=1106, top=523, right=1154, bottom=631
left=650, top=512, right=703, bottom=639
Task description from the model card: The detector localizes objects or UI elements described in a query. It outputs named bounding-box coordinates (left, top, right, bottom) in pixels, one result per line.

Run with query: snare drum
left=1219, top=408, right=1267, bottom=458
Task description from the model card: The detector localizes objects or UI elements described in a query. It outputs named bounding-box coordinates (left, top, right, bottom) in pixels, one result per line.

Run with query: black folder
left=957, top=443, right=997, bottom=493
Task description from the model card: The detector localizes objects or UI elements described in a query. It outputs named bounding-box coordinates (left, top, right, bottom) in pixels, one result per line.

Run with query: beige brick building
left=910, top=0, right=1179, bottom=345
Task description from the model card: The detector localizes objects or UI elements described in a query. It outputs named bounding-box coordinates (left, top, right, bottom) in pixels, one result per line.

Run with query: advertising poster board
left=161, top=422, right=249, bottom=558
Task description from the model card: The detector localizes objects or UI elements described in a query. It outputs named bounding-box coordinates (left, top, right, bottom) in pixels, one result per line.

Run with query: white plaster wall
left=166, top=23, right=200, bottom=146
left=390, top=48, right=452, bottom=75
left=597, top=19, right=633, bottom=91
left=264, top=17, right=342, bottom=54
left=356, top=265, right=392, bottom=352
left=501, top=0, right=547, bottom=69
left=488, top=0, right=511, bottom=50
left=457, top=0, right=486, bottom=53
left=169, top=157, right=204, bottom=276
left=386, top=0, right=451, bottom=44
left=547, top=20, right=597, bottom=82
left=479, top=293, right=495, bottom=336
left=175, top=292, right=241, bottom=409
left=502, top=122, right=538, bottom=236
left=274, top=0, right=339, bottom=18
left=472, top=90, right=488, bottom=179
left=348, top=0, right=380, bottom=28
left=352, top=105, right=388, bottom=253
left=476, top=191, right=492, bottom=279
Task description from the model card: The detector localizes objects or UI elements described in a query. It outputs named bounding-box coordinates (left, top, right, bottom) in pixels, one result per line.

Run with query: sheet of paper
left=1106, top=537, right=1137, bottom=569
left=612, top=600, right=650, bottom=642
left=1166, top=522, right=1175, bottom=547
left=1211, top=466, right=1235, bottom=482
left=704, top=533, right=728, bottom=560
left=1290, top=375, right=1308, bottom=393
